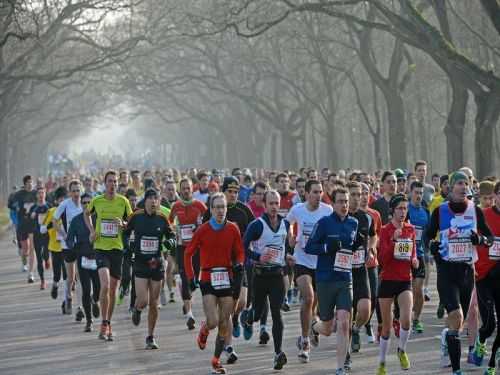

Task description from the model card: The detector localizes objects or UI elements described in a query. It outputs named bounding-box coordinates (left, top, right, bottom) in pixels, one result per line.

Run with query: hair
left=54, top=186, right=67, bottom=200
left=410, top=181, right=424, bottom=191
left=332, top=187, right=349, bottom=202
left=275, top=173, right=289, bottom=183
left=23, top=175, right=32, bottom=185
left=346, top=181, right=361, bottom=190
left=179, top=177, right=192, bottom=188
left=231, top=168, right=242, bottom=176
left=295, top=177, right=306, bottom=185
left=69, top=179, right=81, bottom=191
left=81, top=193, right=92, bottom=202
left=119, top=170, right=128, bottom=178
left=432, top=173, right=440, bottom=179
left=483, top=175, right=497, bottom=182
left=414, top=160, right=427, bottom=171
left=305, top=179, right=322, bottom=193
left=104, top=170, right=117, bottom=183
left=210, top=192, right=226, bottom=208
left=252, top=181, right=267, bottom=193
left=307, top=169, right=318, bottom=178
left=263, top=190, right=280, bottom=204
left=327, top=173, right=338, bottom=181
left=125, top=188, right=137, bottom=198
left=197, top=172, right=209, bottom=180
left=479, top=180, right=495, bottom=196
left=381, top=171, right=395, bottom=182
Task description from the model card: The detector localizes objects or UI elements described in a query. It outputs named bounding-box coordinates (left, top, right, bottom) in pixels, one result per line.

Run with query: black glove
left=189, top=279, right=198, bottom=292
left=470, top=231, right=490, bottom=246
left=232, top=263, right=244, bottom=275
left=429, top=241, right=440, bottom=256
left=326, top=239, right=342, bottom=255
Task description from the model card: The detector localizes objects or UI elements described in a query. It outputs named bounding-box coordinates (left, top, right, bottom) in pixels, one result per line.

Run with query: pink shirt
left=247, top=200, right=265, bottom=218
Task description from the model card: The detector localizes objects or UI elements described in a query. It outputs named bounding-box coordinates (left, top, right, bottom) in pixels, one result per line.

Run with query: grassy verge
left=0, top=208, right=10, bottom=229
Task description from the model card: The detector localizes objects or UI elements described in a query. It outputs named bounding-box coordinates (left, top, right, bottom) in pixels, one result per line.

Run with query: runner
left=244, top=190, right=292, bottom=370
left=127, top=189, right=176, bottom=349
left=162, top=180, right=179, bottom=302
left=407, top=181, right=430, bottom=334
left=292, top=177, right=306, bottom=205
left=414, top=160, right=435, bottom=206
left=193, top=172, right=210, bottom=204
left=53, top=179, right=83, bottom=318
left=29, top=187, right=51, bottom=290
left=168, top=178, right=207, bottom=330
left=84, top=170, right=133, bottom=341
left=376, top=194, right=418, bottom=375
left=286, top=180, right=332, bottom=363
left=185, top=192, right=245, bottom=374
left=247, top=181, right=267, bottom=219
left=66, top=193, right=101, bottom=332
left=426, top=171, right=493, bottom=375
left=306, top=187, right=358, bottom=375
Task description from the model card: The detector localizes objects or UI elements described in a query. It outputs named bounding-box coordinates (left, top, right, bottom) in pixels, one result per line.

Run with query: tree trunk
left=386, top=92, right=407, bottom=168
left=444, top=81, right=468, bottom=171
left=474, top=90, right=500, bottom=177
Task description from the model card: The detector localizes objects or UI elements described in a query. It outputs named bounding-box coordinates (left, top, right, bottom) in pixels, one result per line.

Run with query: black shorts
left=378, top=280, right=412, bottom=299
left=95, top=249, right=123, bottom=280
left=294, top=264, right=316, bottom=291
left=17, top=230, right=29, bottom=242
left=283, top=264, right=294, bottom=277
left=436, top=261, right=474, bottom=315
left=353, top=267, right=371, bottom=303
left=63, top=248, right=78, bottom=263
left=134, top=259, right=165, bottom=281
left=412, top=256, right=426, bottom=279
left=199, top=281, right=234, bottom=298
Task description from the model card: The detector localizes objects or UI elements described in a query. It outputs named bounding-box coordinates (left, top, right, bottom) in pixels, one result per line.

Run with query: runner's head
left=410, top=181, right=424, bottom=206
left=395, top=169, right=407, bottom=194
left=198, top=172, right=210, bottom=190
left=440, top=175, right=449, bottom=195
left=69, top=180, right=81, bottom=201
left=54, top=186, right=67, bottom=205
left=125, top=188, right=138, bottom=210
left=390, top=194, right=408, bottom=223
left=305, top=180, right=322, bottom=209
left=179, top=178, right=193, bottom=201
left=414, top=160, right=427, bottom=182
left=479, top=180, right=495, bottom=209
left=208, top=181, right=219, bottom=195
left=23, top=175, right=33, bottom=191
left=431, top=173, right=441, bottom=191
left=276, top=173, right=290, bottom=194
left=333, top=187, right=349, bottom=218
left=119, top=170, right=129, bottom=185
left=347, top=181, right=361, bottom=212
left=222, top=176, right=239, bottom=205
left=307, top=169, right=318, bottom=181
left=210, top=192, right=227, bottom=224
left=449, top=171, right=469, bottom=202
left=263, top=190, right=280, bottom=218
left=252, top=181, right=267, bottom=206
left=104, top=170, right=118, bottom=196
left=295, top=177, right=306, bottom=199
left=360, top=182, right=370, bottom=209
left=81, top=193, right=92, bottom=208
left=36, top=186, right=46, bottom=203
left=164, top=180, right=177, bottom=201
left=381, top=171, right=396, bottom=197
left=144, top=189, right=159, bottom=214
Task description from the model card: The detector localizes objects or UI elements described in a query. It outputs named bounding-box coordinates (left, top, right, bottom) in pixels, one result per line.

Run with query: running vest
left=251, top=217, right=287, bottom=267
left=438, top=200, right=477, bottom=263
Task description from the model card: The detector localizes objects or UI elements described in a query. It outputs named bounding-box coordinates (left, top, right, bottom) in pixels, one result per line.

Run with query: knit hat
left=222, top=176, right=239, bottom=192
left=449, top=171, right=468, bottom=187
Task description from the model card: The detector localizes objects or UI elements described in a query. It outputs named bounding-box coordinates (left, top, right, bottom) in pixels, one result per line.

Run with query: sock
left=260, top=323, right=267, bottom=331
left=379, top=336, right=390, bottom=364
left=63, top=281, right=69, bottom=301
left=399, top=328, right=410, bottom=352
left=446, top=330, right=461, bottom=372
left=186, top=310, right=194, bottom=319
left=214, top=335, right=225, bottom=358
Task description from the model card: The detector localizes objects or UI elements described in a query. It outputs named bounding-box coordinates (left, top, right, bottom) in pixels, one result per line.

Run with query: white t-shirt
left=286, top=202, right=333, bottom=269
left=193, top=191, right=209, bottom=204
left=54, top=198, right=83, bottom=249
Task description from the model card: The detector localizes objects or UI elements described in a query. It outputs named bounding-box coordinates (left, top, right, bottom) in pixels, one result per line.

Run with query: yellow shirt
left=44, top=207, right=62, bottom=252
left=428, top=194, right=445, bottom=214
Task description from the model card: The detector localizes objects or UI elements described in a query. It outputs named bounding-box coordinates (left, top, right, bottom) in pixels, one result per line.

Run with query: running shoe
left=232, top=321, right=241, bottom=338
left=310, top=320, right=320, bottom=347
left=197, top=321, right=209, bottom=350
left=397, top=348, right=410, bottom=370
left=211, top=357, right=227, bottom=374
left=344, top=352, right=352, bottom=372
left=472, top=337, right=487, bottom=367
left=186, top=316, right=196, bottom=330
left=351, top=327, right=361, bottom=352
left=28, top=274, right=34, bottom=283
left=98, top=322, right=108, bottom=340
left=376, top=362, right=387, bottom=375
left=107, top=323, right=114, bottom=341
left=259, top=327, right=270, bottom=345
left=40, top=280, right=46, bottom=290
left=169, top=291, right=175, bottom=303
left=440, top=328, right=451, bottom=368
left=412, top=320, right=424, bottom=334
left=365, top=324, right=375, bottom=344
left=296, top=336, right=310, bottom=363
left=92, top=301, right=100, bottom=318
left=224, top=346, right=238, bottom=364
left=437, top=303, right=445, bottom=319
left=84, top=320, right=93, bottom=332
left=145, top=335, right=159, bottom=349
left=273, top=351, right=287, bottom=370
left=241, top=310, right=253, bottom=340
left=132, top=307, right=141, bottom=326
left=281, top=302, right=291, bottom=312
left=51, top=285, right=58, bottom=300
left=335, top=368, right=345, bottom=375
left=75, top=307, right=84, bottom=322
left=484, top=367, right=495, bottom=375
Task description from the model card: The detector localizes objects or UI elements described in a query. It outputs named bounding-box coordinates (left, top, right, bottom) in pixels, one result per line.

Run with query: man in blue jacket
left=306, top=187, right=358, bottom=375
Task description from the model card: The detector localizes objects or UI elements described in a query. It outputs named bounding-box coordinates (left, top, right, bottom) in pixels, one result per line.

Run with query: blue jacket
left=305, top=212, right=358, bottom=282
left=66, top=213, right=93, bottom=256
left=408, top=203, right=430, bottom=257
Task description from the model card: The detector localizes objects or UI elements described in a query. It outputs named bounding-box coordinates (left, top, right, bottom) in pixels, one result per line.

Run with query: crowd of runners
left=6, top=162, right=500, bottom=375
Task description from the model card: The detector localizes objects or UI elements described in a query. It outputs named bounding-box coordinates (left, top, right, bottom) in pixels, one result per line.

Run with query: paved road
left=0, top=237, right=486, bottom=374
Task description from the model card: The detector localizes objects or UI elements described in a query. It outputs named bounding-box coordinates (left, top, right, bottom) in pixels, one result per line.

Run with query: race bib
left=81, top=256, right=97, bottom=270
left=140, top=237, right=159, bottom=254
left=415, top=226, right=423, bottom=242
left=264, top=246, right=284, bottom=265
left=394, top=239, right=413, bottom=261
left=488, top=237, right=500, bottom=261
left=38, top=214, right=47, bottom=226
left=210, top=267, right=231, bottom=290
left=301, top=222, right=315, bottom=248
left=352, top=247, right=366, bottom=268
left=334, top=249, right=352, bottom=272
left=448, top=237, right=473, bottom=262
left=180, top=225, right=194, bottom=242
left=24, top=202, right=34, bottom=212
left=100, top=219, right=119, bottom=237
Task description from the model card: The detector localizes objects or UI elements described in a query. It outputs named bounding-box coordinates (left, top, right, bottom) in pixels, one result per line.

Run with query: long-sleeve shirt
left=304, top=212, right=358, bottom=282
left=184, top=221, right=245, bottom=282
left=66, top=213, right=93, bottom=257
left=378, top=222, right=417, bottom=282
left=476, top=206, right=500, bottom=281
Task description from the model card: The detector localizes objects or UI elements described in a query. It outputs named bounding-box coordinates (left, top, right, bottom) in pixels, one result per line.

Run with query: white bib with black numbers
left=352, top=246, right=366, bottom=268
left=251, top=217, right=287, bottom=266
left=393, top=239, right=413, bottom=261
left=140, top=236, right=160, bottom=254
left=489, top=237, right=500, bottom=261
left=100, top=219, right=119, bottom=237
left=334, top=249, right=353, bottom=272
left=210, top=267, right=231, bottom=290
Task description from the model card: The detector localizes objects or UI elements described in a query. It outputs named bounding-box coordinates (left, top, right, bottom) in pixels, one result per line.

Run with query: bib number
left=488, top=237, right=500, bottom=261
left=352, top=247, right=366, bottom=268
left=264, top=246, right=283, bottom=265
left=101, top=220, right=119, bottom=238
left=415, top=227, right=423, bottom=242
left=81, top=256, right=97, bottom=270
left=140, top=237, right=159, bottom=254
left=448, top=238, right=473, bottom=262
left=394, top=239, right=413, bottom=261
left=180, top=225, right=194, bottom=242
left=334, top=249, right=352, bottom=272
left=210, top=268, right=231, bottom=290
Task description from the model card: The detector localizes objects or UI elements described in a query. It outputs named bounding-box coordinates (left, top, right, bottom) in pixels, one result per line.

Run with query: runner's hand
left=411, top=257, right=419, bottom=269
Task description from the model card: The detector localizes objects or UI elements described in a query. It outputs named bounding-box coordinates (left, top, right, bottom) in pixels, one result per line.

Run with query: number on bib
left=488, top=237, right=500, bottom=261
left=140, top=238, right=159, bottom=254
left=448, top=238, right=473, bottom=262
left=101, top=220, right=119, bottom=237
left=210, top=268, right=231, bottom=290
left=352, top=247, right=366, bottom=268
left=393, top=239, right=413, bottom=261
left=334, top=249, right=352, bottom=272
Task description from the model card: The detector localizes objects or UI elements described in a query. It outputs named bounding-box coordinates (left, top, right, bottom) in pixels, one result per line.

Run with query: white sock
left=186, top=310, right=194, bottom=319
left=399, top=328, right=410, bottom=352
left=379, top=336, right=390, bottom=363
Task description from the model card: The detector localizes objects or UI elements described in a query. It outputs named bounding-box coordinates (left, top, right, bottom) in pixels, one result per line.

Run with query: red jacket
left=378, top=222, right=417, bottom=282
left=184, top=221, right=245, bottom=282
left=476, top=207, right=500, bottom=281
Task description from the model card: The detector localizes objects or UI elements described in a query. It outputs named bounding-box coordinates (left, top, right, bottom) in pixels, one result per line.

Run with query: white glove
left=40, top=225, right=48, bottom=234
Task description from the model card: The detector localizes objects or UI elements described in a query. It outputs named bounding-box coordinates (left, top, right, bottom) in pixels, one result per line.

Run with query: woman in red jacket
left=376, top=194, right=418, bottom=375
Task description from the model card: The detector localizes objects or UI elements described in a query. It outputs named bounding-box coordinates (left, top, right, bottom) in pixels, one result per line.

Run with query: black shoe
left=132, top=308, right=141, bottom=326
left=75, top=307, right=84, bottom=322
left=51, top=285, right=58, bottom=300
left=187, top=316, right=196, bottom=330
left=28, top=275, right=35, bottom=283
left=437, top=303, right=445, bottom=319
left=225, top=346, right=238, bottom=364
left=145, top=335, right=159, bottom=349
left=66, top=299, right=73, bottom=315
left=92, top=301, right=100, bottom=319
left=344, top=352, right=352, bottom=372
left=61, top=301, right=66, bottom=315
left=84, top=321, right=93, bottom=332
left=281, top=302, right=290, bottom=312
left=169, top=292, right=175, bottom=303
left=259, top=328, right=270, bottom=345
left=273, top=352, right=287, bottom=370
